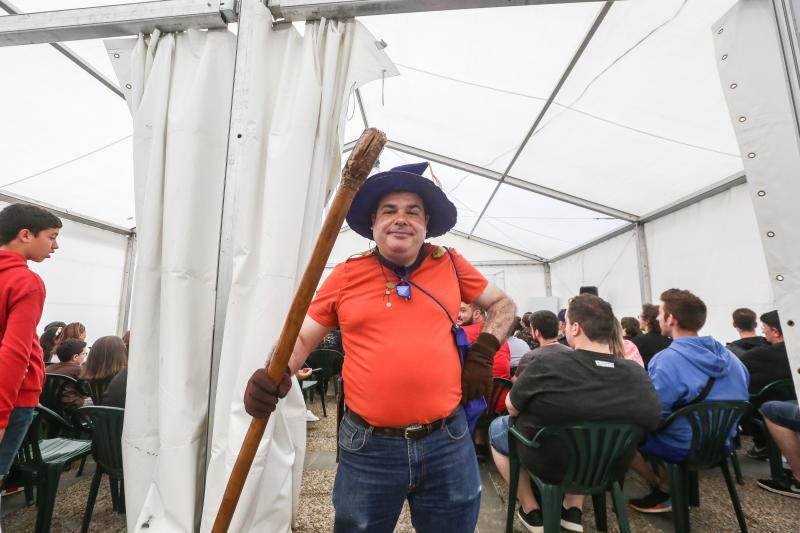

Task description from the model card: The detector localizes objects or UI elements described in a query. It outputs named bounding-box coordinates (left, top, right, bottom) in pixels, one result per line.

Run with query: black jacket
left=727, top=336, right=768, bottom=358
left=631, top=332, right=672, bottom=369
left=741, top=342, right=791, bottom=394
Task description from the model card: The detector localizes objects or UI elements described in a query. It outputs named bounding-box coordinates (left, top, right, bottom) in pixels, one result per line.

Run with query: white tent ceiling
left=1, top=0, right=745, bottom=260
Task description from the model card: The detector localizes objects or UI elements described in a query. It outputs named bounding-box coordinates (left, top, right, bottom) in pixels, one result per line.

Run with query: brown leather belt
left=347, top=410, right=457, bottom=441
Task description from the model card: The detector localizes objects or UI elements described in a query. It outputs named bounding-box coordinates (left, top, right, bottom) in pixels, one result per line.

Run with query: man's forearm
left=481, top=295, right=516, bottom=341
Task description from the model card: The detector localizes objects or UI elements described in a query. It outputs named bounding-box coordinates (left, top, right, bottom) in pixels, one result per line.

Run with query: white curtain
left=115, top=29, right=237, bottom=532
left=108, top=1, right=395, bottom=531
left=199, top=2, right=395, bottom=531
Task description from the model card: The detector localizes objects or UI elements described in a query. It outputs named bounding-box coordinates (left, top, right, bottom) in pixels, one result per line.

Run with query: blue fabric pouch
left=454, top=326, right=488, bottom=434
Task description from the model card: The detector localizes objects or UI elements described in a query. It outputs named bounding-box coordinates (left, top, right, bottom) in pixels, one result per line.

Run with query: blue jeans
left=0, top=407, right=35, bottom=477
left=761, top=400, right=800, bottom=431
left=488, top=415, right=510, bottom=456
left=333, top=406, right=481, bottom=533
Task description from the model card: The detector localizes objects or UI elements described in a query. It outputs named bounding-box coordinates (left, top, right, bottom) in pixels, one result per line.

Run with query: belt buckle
left=404, top=423, right=424, bottom=439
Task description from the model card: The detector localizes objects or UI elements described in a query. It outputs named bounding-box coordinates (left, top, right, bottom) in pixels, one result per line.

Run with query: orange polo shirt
left=308, top=245, right=488, bottom=426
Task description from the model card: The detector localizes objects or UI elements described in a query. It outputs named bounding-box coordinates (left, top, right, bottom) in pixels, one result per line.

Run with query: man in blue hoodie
left=628, top=288, right=749, bottom=513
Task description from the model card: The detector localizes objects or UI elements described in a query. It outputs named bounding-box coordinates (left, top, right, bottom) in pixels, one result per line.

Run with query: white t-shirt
left=507, top=336, right=531, bottom=367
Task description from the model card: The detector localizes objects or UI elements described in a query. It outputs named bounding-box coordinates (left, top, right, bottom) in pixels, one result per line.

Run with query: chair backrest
left=750, top=379, right=796, bottom=408
left=661, top=400, right=750, bottom=469
left=510, top=422, right=643, bottom=493
left=16, top=405, right=74, bottom=466
left=307, top=349, right=344, bottom=379
left=72, top=406, right=125, bottom=478
left=80, top=376, right=114, bottom=406
left=40, top=373, right=79, bottom=419
left=488, top=378, right=513, bottom=415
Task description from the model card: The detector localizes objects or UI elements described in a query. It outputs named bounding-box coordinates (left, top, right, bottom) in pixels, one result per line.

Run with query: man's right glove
left=461, top=332, right=500, bottom=401
left=243, top=368, right=292, bottom=418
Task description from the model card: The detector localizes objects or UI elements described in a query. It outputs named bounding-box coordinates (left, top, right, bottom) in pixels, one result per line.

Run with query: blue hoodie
left=648, top=336, right=750, bottom=450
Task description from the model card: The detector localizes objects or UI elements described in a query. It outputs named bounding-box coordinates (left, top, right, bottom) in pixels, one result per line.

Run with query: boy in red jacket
left=0, top=204, right=61, bottom=498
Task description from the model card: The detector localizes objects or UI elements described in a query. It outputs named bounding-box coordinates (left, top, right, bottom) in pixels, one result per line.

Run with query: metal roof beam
left=269, top=0, right=606, bottom=22
left=0, top=1, right=124, bottom=98
left=0, top=189, right=133, bottom=236
left=549, top=172, right=748, bottom=263
left=449, top=230, right=547, bottom=262
left=637, top=171, right=747, bottom=224
left=469, top=1, right=615, bottom=236
left=343, top=139, right=636, bottom=221
left=0, top=0, right=234, bottom=47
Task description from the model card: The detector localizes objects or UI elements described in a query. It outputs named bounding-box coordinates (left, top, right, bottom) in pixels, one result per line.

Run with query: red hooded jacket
left=0, top=250, right=45, bottom=429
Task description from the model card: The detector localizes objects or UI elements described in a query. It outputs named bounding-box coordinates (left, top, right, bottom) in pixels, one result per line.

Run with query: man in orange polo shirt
left=243, top=162, right=515, bottom=532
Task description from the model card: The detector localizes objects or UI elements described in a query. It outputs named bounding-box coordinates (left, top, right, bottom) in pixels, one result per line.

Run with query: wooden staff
left=211, top=128, right=386, bottom=533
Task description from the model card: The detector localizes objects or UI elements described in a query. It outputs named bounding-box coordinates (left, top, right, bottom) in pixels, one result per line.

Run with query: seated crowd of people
left=457, top=289, right=796, bottom=533
left=39, top=321, right=130, bottom=412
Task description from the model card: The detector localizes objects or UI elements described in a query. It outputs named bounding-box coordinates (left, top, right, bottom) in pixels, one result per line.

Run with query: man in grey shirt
left=513, top=310, right=572, bottom=380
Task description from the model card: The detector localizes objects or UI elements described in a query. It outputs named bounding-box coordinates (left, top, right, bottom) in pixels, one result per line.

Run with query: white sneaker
left=305, top=410, right=320, bottom=422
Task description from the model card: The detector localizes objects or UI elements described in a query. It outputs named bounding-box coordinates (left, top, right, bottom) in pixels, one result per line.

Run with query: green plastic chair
left=306, top=349, right=344, bottom=417
left=13, top=405, right=92, bottom=533
left=72, top=406, right=125, bottom=532
left=748, top=379, right=796, bottom=480
left=507, top=422, right=643, bottom=533
left=658, top=401, right=750, bottom=533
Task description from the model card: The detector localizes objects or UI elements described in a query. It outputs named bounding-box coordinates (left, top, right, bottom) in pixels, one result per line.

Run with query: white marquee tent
left=2, top=0, right=799, bottom=531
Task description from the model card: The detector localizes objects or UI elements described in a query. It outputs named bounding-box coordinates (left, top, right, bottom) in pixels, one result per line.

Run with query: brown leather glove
left=461, top=332, right=500, bottom=401
left=243, top=368, right=292, bottom=418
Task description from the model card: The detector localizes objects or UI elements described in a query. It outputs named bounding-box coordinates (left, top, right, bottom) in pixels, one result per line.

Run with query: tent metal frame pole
left=0, top=0, right=125, bottom=98
left=268, top=0, right=606, bottom=21
left=343, top=139, right=636, bottom=221
left=116, top=232, right=137, bottom=336
left=633, top=223, right=652, bottom=305
left=449, top=230, right=547, bottom=262
left=0, top=189, right=133, bottom=236
left=0, top=0, right=235, bottom=47
left=468, top=1, right=615, bottom=236
left=544, top=262, right=553, bottom=297
left=204, top=0, right=257, bottom=489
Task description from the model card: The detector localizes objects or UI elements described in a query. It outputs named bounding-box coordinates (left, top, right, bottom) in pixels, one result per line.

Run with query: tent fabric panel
left=119, top=28, right=236, bottom=532
left=475, top=263, right=547, bottom=315
left=511, top=0, right=743, bottom=215
left=472, top=183, right=629, bottom=259
left=549, top=228, right=641, bottom=319
left=646, top=184, right=773, bottom=343
left=0, top=42, right=134, bottom=226
left=354, top=4, right=601, bottom=172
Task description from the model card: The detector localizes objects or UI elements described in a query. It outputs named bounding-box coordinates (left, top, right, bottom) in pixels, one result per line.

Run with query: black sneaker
left=516, top=506, right=543, bottom=533
left=561, top=506, right=583, bottom=532
left=629, top=487, right=672, bottom=513
left=757, top=477, right=800, bottom=498
left=746, top=443, right=769, bottom=460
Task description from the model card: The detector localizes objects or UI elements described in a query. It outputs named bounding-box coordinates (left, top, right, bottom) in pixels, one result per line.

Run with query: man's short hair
left=640, top=304, right=661, bottom=335
left=660, top=289, right=707, bottom=331
left=0, top=204, right=62, bottom=246
left=557, top=308, right=567, bottom=323
left=567, top=294, right=615, bottom=343
left=530, top=310, right=559, bottom=340
left=760, top=310, right=782, bottom=335
left=55, top=339, right=87, bottom=363
left=732, top=308, right=757, bottom=331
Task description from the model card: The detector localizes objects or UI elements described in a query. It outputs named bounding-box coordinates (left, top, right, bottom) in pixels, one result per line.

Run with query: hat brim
left=346, top=171, right=457, bottom=239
